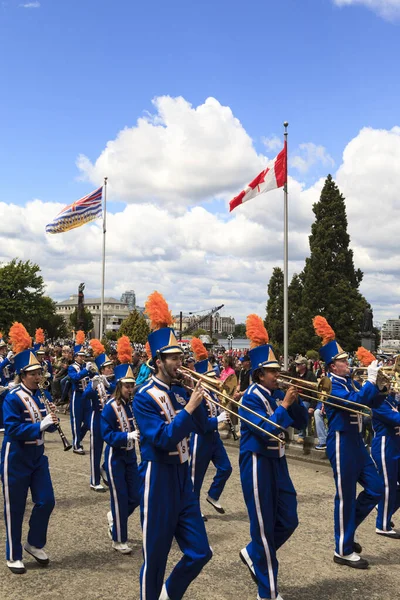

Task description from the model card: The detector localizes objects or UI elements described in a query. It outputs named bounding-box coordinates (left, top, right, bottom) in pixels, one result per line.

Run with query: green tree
left=295, top=174, right=368, bottom=352
left=189, top=328, right=208, bottom=339
left=70, top=307, right=94, bottom=335
left=0, top=259, right=45, bottom=332
left=265, top=267, right=284, bottom=348
left=118, top=310, right=150, bottom=344
left=36, top=296, right=69, bottom=339
left=105, top=330, right=118, bottom=341
left=233, top=323, right=246, bottom=338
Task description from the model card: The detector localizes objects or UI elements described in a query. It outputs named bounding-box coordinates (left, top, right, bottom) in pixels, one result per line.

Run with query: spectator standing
left=294, top=356, right=317, bottom=443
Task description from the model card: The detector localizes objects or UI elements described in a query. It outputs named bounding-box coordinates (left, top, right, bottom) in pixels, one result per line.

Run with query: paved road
left=0, top=418, right=398, bottom=600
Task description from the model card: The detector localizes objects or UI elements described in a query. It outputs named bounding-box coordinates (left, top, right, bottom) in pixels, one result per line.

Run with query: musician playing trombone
left=239, top=315, right=308, bottom=600
left=313, top=317, right=383, bottom=569
left=0, top=323, right=58, bottom=575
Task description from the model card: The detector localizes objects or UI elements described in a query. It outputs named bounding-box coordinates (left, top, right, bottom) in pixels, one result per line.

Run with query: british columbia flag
left=45, top=187, right=103, bottom=234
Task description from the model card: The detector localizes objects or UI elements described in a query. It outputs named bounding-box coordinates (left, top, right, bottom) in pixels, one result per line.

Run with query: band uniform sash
left=15, top=389, right=44, bottom=446
left=147, top=387, right=189, bottom=463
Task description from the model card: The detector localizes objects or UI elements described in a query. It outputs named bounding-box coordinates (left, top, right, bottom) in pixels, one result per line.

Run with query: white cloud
left=20, top=1, right=40, bottom=7
left=77, top=96, right=267, bottom=211
left=2, top=97, right=400, bottom=328
left=262, top=136, right=283, bottom=152
left=290, top=142, right=335, bottom=174
left=333, top=0, right=400, bottom=19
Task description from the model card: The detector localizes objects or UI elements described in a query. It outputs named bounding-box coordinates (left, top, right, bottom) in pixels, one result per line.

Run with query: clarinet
left=38, top=385, right=72, bottom=451
left=129, top=392, right=141, bottom=459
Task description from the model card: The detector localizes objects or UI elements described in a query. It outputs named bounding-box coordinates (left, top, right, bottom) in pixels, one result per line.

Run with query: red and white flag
left=229, top=142, right=287, bottom=212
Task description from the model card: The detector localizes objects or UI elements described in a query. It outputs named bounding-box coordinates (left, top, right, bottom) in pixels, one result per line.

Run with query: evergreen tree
left=265, top=267, right=284, bottom=350
left=118, top=310, right=150, bottom=344
left=69, top=307, right=94, bottom=335
left=296, top=174, right=367, bottom=351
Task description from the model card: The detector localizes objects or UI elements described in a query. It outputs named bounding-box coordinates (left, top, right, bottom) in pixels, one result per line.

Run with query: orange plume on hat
left=75, top=330, right=85, bottom=345
left=90, top=339, right=105, bottom=358
left=0, top=332, right=3, bottom=339
left=9, top=322, right=32, bottom=354
left=246, top=314, right=269, bottom=349
left=145, top=342, right=152, bottom=360
left=145, top=291, right=173, bottom=331
left=356, top=347, right=375, bottom=367
left=35, top=328, right=45, bottom=345
left=313, top=316, right=335, bottom=345
left=117, top=336, right=132, bottom=364
left=191, top=337, right=208, bottom=361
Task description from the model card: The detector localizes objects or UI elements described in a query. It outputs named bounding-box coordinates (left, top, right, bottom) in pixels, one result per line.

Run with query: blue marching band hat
left=313, top=316, right=348, bottom=365
left=74, top=344, right=86, bottom=355
left=14, top=349, right=42, bottom=375
left=114, top=363, right=135, bottom=383
left=249, top=345, right=280, bottom=374
left=194, top=358, right=215, bottom=376
left=148, top=328, right=183, bottom=360
left=94, top=353, right=113, bottom=370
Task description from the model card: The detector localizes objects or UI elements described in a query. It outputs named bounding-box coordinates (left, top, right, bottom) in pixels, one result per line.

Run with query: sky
left=1, top=0, right=400, bottom=328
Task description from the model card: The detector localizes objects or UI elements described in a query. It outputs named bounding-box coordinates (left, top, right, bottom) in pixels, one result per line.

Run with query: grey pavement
left=0, top=416, right=399, bottom=600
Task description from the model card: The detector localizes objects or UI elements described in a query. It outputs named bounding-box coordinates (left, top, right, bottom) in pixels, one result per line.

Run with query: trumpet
left=277, top=373, right=372, bottom=416
left=351, top=356, right=400, bottom=393
left=178, top=367, right=286, bottom=444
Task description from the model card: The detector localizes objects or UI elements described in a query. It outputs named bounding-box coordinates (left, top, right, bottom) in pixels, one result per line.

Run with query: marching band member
left=239, top=315, right=307, bottom=600
left=189, top=338, right=232, bottom=517
left=134, top=292, right=212, bottom=600
left=34, top=329, right=53, bottom=385
left=81, top=339, right=116, bottom=492
left=0, top=323, right=58, bottom=574
left=357, top=348, right=400, bottom=538
left=0, top=334, right=14, bottom=433
left=68, top=330, right=96, bottom=454
left=313, top=317, right=383, bottom=569
left=100, top=335, right=140, bottom=554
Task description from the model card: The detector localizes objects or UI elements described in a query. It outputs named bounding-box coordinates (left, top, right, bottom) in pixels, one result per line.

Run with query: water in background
left=218, top=338, right=250, bottom=350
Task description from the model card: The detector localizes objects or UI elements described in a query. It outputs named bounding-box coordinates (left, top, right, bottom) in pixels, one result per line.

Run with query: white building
left=56, top=294, right=131, bottom=338
left=381, top=317, right=400, bottom=340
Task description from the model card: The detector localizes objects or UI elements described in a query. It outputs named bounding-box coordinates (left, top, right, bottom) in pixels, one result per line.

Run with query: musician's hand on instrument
left=92, top=375, right=101, bottom=390
left=6, top=351, right=14, bottom=362
left=85, top=361, right=95, bottom=372
left=185, top=381, right=204, bottom=414
left=127, top=431, right=140, bottom=441
left=47, top=401, right=57, bottom=413
left=308, top=407, right=315, bottom=414
left=101, top=374, right=110, bottom=388
left=40, top=413, right=57, bottom=431
left=367, top=360, right=379, bottom=384
left=281, top=386, right=298, bottom=409
left=217, top=411, right=228, bottom=423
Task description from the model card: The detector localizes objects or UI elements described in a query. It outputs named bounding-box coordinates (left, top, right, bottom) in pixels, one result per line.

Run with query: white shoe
left=159, top=584, right=171, bottom=600
left=0, top=428, right=5, bottom=433
left=112, top=541, right=132, bottom=554
left=73, top=447, right=85, bottom=455
left=6, top=559, right=26, bottom=574
left=24, top=542, right=49, bottom=565
left=107, top=511, right=113, bottom=539
left=206, top=495, right=225, bottom=514
left=90, top=484, right=106, bottom=492
left=240, top=547, right=257, bottom=584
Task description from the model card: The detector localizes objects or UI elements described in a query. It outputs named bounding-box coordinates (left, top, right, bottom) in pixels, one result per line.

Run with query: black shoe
left=334, top=554, right=369, bottom=569
left=201, top=513, right=208, bottom=522
left=239, top=548, right=258, bottom=584
left=376, top=529, right=400, bottom=539
left=353, top=542, right=362, bottom=554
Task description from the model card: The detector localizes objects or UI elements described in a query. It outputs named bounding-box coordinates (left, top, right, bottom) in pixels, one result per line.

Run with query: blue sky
left=1, top=0, right=400, bottom=326
left=1, top=0, right=399, bottom=205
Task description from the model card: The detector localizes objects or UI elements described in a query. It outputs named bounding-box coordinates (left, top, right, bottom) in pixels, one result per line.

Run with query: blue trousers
left=0, top=391, right=5, bottom=429
left=240, top=452, right=298, bottom=600
left=326, top=430, right=383, bottom=555
left=70, top=390, right=88, bottom=450
left=139, top=460, right=212, bottom=600
left=105, top=446, right=140, bottom=543
left=0, top=442, right=55, bottom=561
left=189, top=432, right=232, bottom=501
left=371, top=437, right=400, bottom=531
left=84, top=406, right=104, bottom=486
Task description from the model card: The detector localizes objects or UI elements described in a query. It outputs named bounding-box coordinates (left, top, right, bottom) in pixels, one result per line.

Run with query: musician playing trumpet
left=239, top=316, right=308, bottom=600
left=313, top=317, right=383, bottom=569
left=0, top=323, right=58, bottom=575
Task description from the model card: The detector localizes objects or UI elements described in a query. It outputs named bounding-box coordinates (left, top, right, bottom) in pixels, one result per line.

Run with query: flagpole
left=100, top=177, right=108, bottom=340
left=283, top=122, right=289, bottom=371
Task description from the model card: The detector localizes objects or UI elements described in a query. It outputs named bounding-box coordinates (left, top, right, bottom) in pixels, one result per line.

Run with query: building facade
left=56, top=295, right=131, bottom=338
left=120, top=290, right=136, bottom=311
left=381, top=317, right=400, bottom=341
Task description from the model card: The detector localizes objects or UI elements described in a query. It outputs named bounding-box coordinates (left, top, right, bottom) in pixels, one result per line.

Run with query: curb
left=223, top=436, right=330, bottom=467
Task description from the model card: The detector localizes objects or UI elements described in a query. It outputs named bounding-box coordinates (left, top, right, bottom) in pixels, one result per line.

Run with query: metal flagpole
left=100, top=177, right=108, bottom=340
left=283, top=122, right=289, bottom=370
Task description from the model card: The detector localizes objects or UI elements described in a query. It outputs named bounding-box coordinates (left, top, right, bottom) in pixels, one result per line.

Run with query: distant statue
left=77, top=283, right=85, bottom=331
left=362, top=307, right=373, bottom=333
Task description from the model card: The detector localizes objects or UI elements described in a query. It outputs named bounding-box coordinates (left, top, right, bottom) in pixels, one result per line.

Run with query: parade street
left=0, top=420, right=398, bottom=600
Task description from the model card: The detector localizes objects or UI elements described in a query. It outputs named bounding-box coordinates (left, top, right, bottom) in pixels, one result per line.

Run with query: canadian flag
left=229, top=142, right=287, bottom=212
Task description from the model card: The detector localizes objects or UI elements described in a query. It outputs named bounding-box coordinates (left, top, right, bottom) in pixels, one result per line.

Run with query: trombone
left=178, top=367, right=286, bottom=444
left=277, top=373, right=372, bottom=416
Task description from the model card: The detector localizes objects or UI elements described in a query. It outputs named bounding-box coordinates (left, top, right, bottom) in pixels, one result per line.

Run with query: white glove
left=127, top=431, right=140, bottom=441
left=85, top=361, right=95, bottom=372
left=367, top=360, right=379, bottom=384
left=45, top=371, right=51, bottom=379
left=217, top=411, right=228, bottom=423
left=101, top=374, right=110, bottom=389
left=92, top=375, right=101, bottom=390
left=40, top=413, right=55, bottom=431
left=7, top=381, right=17, bottom=390
left=6, top=351, right=14, bottom=362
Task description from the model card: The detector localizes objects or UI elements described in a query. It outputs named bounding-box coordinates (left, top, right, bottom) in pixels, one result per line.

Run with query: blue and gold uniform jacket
left=327, top=374, right=381, bottom=433
left=101, top=397, right=137, bottom=458
left=68, top=361, right=93, bottom=393
left=82, top=378, right=117, bottom=412
left=0, top=356, right=14, bottom=387
left=133, top=375, right=207, bottom=464
left=372, top=394, right=400, bottom=458
left=239, top=383, right=308, bottom=458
